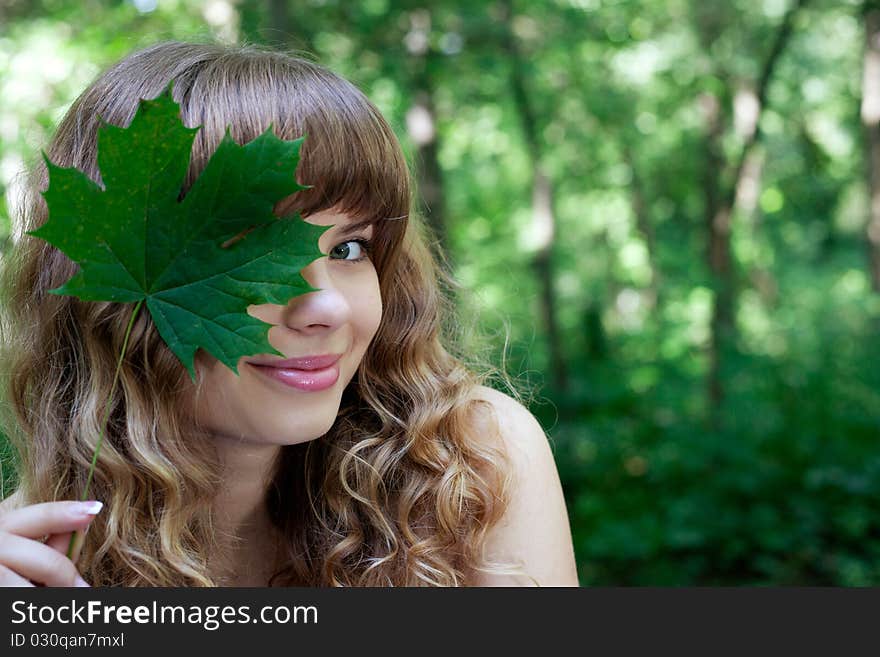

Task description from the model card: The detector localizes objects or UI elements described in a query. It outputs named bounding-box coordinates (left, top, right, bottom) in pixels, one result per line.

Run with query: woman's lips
left=247, top=354, right=342, bottom=370
left=247, top=354, right=342, bottom=392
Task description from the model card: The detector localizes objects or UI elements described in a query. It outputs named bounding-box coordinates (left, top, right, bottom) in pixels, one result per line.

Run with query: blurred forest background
left=1, top=0, right=879, bottom=585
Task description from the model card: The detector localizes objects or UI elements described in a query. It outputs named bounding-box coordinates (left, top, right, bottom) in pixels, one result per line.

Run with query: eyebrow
left=334, top=217, right=376, bottom=235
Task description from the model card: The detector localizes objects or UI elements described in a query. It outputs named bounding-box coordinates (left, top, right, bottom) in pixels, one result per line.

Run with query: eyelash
left=330, top=238, right=373, bottom=264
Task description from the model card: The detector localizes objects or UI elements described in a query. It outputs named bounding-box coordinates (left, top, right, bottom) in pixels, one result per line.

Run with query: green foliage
left=31, top=91, right=325, bottom=379
left=551, top=301, right=880, bottom=585
left=0, top=428, right=18, bottom=501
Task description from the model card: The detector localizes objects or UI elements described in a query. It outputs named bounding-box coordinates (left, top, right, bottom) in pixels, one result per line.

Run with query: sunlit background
left=1, top=0, right=879, bottom=585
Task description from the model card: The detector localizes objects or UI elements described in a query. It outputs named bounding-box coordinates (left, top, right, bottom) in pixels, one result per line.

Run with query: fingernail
left=75, top=501, right=103, bottom=516
left=74, top=576, right=90, bottom=588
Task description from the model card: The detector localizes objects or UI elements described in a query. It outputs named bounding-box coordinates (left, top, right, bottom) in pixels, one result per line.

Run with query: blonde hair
left=0, top=42, right=521, bottom=586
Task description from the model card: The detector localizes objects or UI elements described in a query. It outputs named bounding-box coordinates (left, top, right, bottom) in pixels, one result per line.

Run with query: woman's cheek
left=358, top=274, right=383, bottom=342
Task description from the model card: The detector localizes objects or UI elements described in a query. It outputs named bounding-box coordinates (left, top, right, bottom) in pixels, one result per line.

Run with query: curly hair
left=0, top=42, right=524, bottom=586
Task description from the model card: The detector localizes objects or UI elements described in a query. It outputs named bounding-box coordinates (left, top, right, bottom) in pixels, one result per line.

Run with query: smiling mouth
left=246, top=354, right=342, bottom=392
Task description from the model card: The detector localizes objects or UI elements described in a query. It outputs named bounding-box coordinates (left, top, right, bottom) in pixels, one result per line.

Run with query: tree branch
left=724, top=0, right=809, bottom=211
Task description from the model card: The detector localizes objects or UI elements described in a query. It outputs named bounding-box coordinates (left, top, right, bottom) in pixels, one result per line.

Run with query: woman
left=0, top=42, right=577, bottom=586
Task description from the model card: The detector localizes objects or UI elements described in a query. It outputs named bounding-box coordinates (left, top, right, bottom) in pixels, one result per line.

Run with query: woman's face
left=194, top=208, right=382, bottom=446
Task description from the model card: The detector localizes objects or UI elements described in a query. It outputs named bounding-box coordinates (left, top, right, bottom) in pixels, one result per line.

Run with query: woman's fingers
left=45, top=531, right=77, bottom=559
left=0, top=501, right=102, bottom=540
left=0, top=533, right=89, bottom=587
left=0, top=563, right=34, bottom=587
left=0, top=501, right=98, bottom=587
left=45, top=532, right=71, bottom=555
left=45, top=527, right=89, bottom=564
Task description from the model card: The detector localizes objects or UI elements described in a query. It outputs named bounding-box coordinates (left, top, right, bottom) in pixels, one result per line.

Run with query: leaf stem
left=67, top=299, right=144, bottom=561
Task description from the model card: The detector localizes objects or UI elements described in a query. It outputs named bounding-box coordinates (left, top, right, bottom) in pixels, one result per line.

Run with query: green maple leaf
left=30, top=90, right=327, bottom=379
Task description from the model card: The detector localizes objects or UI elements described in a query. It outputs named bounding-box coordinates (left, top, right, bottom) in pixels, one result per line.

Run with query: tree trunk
left=404, top=10, right=449, bottom=260
left=268, top=0, right=291, bottom=40
left=700, top=0, right=807, bottom=423
left=700, top=92, right=730, bottom=417
left=624, top=144, right=660, bottom=308
left=408, top=86, right=448, bottom=255
left=243, top=0, right=316, bottom=57
left=738, top=149, right=779, bottom=304
left=862, top=3, right=880, bottom=293
left=499, top=0, right=567, bottom=392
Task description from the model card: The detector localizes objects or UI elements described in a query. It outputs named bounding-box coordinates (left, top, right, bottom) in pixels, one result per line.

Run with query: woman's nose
left=277, top=259, right=351, bottom=334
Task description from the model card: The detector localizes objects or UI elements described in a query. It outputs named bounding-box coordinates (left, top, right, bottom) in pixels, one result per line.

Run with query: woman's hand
left=0, top=500, right=102, bottom=587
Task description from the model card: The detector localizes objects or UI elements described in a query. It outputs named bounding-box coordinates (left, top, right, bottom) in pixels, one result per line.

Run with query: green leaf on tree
left=29, top=89, right=327, bottom=379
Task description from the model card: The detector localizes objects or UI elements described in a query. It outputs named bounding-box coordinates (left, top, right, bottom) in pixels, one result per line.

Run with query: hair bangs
left=170, top=47, right=410, bottom=277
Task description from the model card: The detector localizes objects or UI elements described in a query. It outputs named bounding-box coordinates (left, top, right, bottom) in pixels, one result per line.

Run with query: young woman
left=0, top=42, right=577, bottom=587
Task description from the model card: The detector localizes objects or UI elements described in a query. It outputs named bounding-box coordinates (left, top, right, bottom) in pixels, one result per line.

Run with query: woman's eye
left=328, top=239, right=371, bottom=262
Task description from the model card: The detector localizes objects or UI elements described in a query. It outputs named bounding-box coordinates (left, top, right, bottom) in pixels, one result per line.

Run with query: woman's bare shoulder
left=467, top=385, right=579, bottom=587
left=466, top=384, right=533, bottom=425
left=466, top=385, right=549, bottom=456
